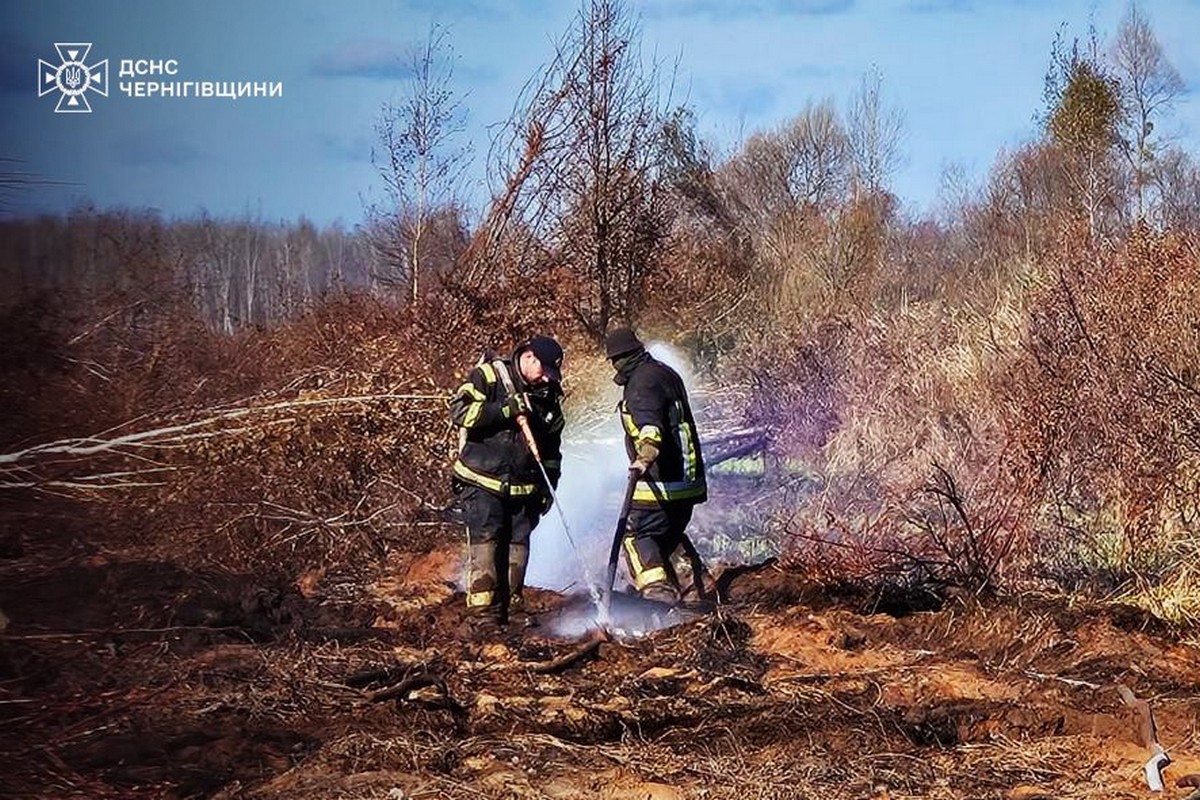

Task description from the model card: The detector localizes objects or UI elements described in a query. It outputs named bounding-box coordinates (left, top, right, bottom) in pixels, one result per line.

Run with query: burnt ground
left=2, top=542, right=1200, bottom=800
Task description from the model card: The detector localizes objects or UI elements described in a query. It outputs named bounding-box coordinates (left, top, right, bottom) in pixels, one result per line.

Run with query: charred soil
left=3, top=548, right=1200, bottom=800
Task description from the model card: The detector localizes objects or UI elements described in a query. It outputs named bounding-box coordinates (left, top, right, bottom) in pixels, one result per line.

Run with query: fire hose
left=600, top=467, right=711, bottom=615
left=601, top=467, right=640, bottom=619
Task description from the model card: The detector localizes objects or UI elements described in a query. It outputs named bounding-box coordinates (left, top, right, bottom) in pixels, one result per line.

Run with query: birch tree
left=846, top=67, right=905, bottom=198
left=1044, top=30, right=1123, bottom=237
left=1110, top=2, right=1185, bottom=220
left=368, top=25, right=471, bottom=302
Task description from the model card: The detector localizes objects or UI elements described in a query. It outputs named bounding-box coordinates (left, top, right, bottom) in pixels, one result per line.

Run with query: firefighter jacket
left=450, top=352, right=564, bottom=499
left=615, top=351, right=707, bottom=509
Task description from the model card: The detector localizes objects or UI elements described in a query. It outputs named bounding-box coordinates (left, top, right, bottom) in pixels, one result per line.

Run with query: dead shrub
left=1004, top=225, right=1200, bottom=582
left=2, top=281, right=592, bottom=584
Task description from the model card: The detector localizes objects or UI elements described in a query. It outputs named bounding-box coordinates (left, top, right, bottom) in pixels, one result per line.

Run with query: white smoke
left=525, top=426, right=627, bottom=593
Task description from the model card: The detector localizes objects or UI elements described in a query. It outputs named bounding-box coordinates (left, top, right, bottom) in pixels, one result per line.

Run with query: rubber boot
left=507, top=543, right=537, bottom=628
left=461, top=542, right=502, bottom=638
left=623, top=535, right=680, bottom=607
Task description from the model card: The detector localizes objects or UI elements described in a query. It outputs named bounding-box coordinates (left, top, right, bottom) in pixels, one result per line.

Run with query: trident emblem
left=38, top=43, right=108, bottom=113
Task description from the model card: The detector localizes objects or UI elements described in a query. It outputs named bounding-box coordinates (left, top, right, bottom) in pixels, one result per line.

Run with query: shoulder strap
left=455, top=355, right=505, bottom=460
left=492, top=359, right=517, bottom=398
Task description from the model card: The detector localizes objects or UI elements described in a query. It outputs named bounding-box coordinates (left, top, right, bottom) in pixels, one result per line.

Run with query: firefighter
left=449, top=335, right=565, bottom=629
left=605, top=327, right=707, bottom=605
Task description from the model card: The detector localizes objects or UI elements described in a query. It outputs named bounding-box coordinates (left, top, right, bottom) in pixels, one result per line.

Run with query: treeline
left=0, top=210, right=386, bottom=333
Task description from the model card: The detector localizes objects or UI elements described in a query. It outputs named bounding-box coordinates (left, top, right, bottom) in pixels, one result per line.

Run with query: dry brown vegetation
left=3, top=2, right=1200, bottom=798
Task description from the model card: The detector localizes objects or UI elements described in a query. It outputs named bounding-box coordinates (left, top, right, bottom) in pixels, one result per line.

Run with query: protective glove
left=538, top=491, right=554, bottom=515
left=502, top=392, right=532, bottom=419
left=630, top=440, right=659, bottom=476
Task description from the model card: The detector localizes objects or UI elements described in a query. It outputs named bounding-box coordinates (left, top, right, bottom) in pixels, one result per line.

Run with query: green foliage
left=1048, top=58, right=1123, bottom=154
left=1040, top=25, right=1123, bottom=163
left=658, top=108, right=714, bottom=202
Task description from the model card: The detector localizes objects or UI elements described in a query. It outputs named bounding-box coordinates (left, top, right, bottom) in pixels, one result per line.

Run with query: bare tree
left=368, top=25, right=471, bottom=302
left=464, top=0, right=669, bottom=336
left=780, top=102, right=852, bottom=208
left=1154, top=146, right=1200, bottom=232
left=1110, top=2, right=1185, bottom=221
left=557, top=0, right=671, bottom=334
left=846, top=67, right=906, bottom=198
left=658, top=106, right=729, bottom=226
left=194, top=215, right=237, bottom=335
left=721, top=101, right=851, bottom=263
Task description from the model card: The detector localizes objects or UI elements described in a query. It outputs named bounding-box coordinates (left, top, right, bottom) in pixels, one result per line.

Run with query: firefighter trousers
left=456, top=481, right=542, bottom=618
left=622, top=503, right=695, bottom=602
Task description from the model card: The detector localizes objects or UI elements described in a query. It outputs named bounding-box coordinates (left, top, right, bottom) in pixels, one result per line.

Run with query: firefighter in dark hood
left=605, top=326, right=707, bottom=605
left=449, top=335, right=565, bottom=628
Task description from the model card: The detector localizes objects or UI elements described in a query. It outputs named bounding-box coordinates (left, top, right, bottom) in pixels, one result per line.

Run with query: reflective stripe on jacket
left=617, top=353, right=707, bottom=508
left=449, top=354, right=564, bottom=497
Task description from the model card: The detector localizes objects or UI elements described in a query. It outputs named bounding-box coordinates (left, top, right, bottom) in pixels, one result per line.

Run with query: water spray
left=518, top=415, right=604, bottom=609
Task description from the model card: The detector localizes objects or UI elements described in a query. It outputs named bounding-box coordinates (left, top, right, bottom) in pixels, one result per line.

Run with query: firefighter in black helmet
left=449, top=335, right=566, bottom=629
left=605, top=327, right=706, bottom=605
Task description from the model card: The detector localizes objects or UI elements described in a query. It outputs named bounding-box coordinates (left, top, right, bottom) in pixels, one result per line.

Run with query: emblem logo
left=38, top=43, right=108, bottom=113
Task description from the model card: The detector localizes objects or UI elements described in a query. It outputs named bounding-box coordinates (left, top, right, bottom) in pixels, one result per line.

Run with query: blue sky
left=2, top=0, right=1198, bottom=226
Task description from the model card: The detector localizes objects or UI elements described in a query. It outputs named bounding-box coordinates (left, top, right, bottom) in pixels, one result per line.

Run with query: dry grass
left=1115, top=554, right=1200, bottom=626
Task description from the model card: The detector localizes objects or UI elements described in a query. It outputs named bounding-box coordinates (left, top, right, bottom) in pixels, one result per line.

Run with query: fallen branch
left=368, top=673, right=444, bottom=703
left=1023, top=670, right=1101, bottom=690
left=343, top=665, right=415, bottom=689
left=3, top=625, right=245, bottom=640
left=528, top=634, right=605, bottom=674
left=703, top=429, right=768, bottom=466
left=0, top=393, right=444, bottom=467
